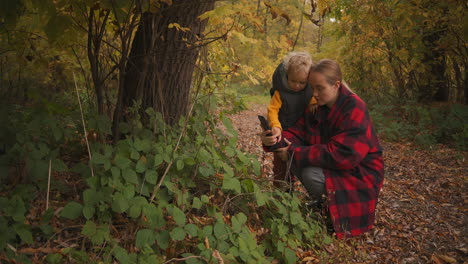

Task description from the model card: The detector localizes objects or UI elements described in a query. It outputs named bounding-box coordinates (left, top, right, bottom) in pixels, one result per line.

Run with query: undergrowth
left=0, top=96, right=332, bottom=264
left=370, top=103, right=468, bottom=151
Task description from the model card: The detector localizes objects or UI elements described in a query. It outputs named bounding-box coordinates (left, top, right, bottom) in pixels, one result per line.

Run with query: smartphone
left=257, top=115, right=272, bottom=136
left=258, top=115, right=288, bottom=150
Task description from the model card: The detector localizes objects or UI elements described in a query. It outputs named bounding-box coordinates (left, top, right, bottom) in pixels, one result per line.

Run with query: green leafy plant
left=370, top=103, right=468, bottom=150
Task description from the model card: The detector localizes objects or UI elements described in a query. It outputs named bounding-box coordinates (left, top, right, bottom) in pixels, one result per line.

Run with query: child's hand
left=260, top=130, right=277, bottom=146
left=271, top=127, right=282, bottom=138
left=309, top=104, right=318, bottom=113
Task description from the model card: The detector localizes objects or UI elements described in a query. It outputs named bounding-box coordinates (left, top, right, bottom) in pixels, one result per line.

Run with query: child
left=267, top=52, right=317, bottom=187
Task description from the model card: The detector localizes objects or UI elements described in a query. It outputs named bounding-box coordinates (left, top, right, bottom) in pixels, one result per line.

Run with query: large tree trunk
left=418, top=30, right=449, bottom=102
left=418, top=2, right=449, bottom=103
left=112, top=0, right=215, bottom=138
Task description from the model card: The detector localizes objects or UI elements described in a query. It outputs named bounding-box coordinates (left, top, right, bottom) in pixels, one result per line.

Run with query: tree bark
left=113, top=0, right=215, bottom=138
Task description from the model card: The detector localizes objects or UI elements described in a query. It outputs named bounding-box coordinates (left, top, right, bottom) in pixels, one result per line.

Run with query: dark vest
left=271, top=63, right=313, bottom=129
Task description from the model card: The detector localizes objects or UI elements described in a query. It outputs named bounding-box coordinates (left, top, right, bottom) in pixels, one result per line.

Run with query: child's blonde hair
left=283, top=52, right=312, bottom=75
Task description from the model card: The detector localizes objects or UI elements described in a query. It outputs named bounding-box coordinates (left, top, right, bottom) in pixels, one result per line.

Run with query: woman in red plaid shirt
left=261, top=59, right=384, bottom=239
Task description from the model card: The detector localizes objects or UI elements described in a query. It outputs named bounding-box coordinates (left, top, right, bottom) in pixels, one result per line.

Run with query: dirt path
left=230, top=103, right=468, bottom=264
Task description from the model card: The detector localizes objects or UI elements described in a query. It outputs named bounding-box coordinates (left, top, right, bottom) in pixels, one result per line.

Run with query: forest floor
left=230, top=103, right=468, bottom=264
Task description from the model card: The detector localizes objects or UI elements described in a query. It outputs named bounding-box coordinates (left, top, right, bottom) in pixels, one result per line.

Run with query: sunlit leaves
left=263, top=0, right=291, bottom=24
left=326, top=0, right=465, bottom=103
left=168, top=23, right=191, bottom=32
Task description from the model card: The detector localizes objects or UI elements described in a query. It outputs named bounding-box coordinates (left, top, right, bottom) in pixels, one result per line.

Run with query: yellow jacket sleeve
left=267, top=90, right=282, bottom=130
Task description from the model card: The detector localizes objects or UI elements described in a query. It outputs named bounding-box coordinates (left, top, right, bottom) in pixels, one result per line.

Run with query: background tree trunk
left=112, top=0, right=215, bottom=138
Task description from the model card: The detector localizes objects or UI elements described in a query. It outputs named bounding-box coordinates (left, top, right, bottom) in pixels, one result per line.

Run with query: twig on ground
left=163, top=255, right=207, bottom=264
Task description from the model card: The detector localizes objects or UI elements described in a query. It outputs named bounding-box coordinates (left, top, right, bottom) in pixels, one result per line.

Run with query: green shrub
left=0, top=95, right=331, bottom=263
left=370, top=103, right=468, bottom=150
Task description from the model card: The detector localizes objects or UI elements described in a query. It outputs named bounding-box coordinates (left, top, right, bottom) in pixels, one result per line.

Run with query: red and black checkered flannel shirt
left=283, top=85, right=384, bottom=239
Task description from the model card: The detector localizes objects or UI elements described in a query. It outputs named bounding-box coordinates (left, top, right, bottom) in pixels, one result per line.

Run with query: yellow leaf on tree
left=168, top=23, right=191, bottom=32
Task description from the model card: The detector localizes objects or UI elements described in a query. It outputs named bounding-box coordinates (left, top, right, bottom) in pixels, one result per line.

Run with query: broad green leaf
left=83, top=205, right=95, bottom=220
left=83, top=188, right=99, bottom=206
left=60, top=201, right=83, bottom=219
left=192, top=197, right=202, bottom=209
left=112, top=193, right=129, bottom=213
left=122, top=184, right=135, bottom=199
left=201, top=195, right=209, bottom=203
left=242, top=179, right=254, bottom=193
left=115, top=155, right=131, bottom=169
left=136, top=158, right=147, bottom=173
left=214, top=221, right=227, bottom=240
left=154, top=154, right=163, bottom=166
left=229, top=246, right=239, bottom=257
left=254, top=189, right=266, bottom=207
left=171, top=207, right=186, bottom=226
left=128, top=196, right=147, bottom=218
left=122, top=168, right=139, bottom=184
left=176, top=159, right=184, bottom=170
left=14, top=224, right=33, bottom=244
left=198, top=165, right=214, bottom=177
left=251, top=159, right=261, bottom=175
left=91, top=152, right=106, bottom=165
left=143, top=204, right=166, bottom=228
left=238, top=236, right=249, bottom=261
left=231, top=213, right=247, bottom=233
left=81, top=220, right=97, bottom=238
left=222, top=176, right=241, bottom=193
left=184, top=156, right=196, bottom=165
left=220, top=113, right=238, bottom=137
left=130, top=150, right=140, bottom=160
left=145, top=170, right=158, bottom=184
left=277, top=240, right=285, bottom=253
left=113, top=246, right=130, bottom=263
left=170, top=227, right=186, bottom=241
left=136, top=229, right=156, bottom=249
left=222, top=163, right=234, bottom=177
left=285, top=247, right=297, bottom=264
left=184, top=224, right=199, bottom=237
left=81, top=221, right=109, bottom=245
left=225, top=146, right=235, bottom=157
left=290, top=212, right=301, bottom=225
left=111, top=166, right=121, bottom=179
left=5, top=195, right=26, bottom=222
left=134, top=139, right=152, bottom=152
left=155, top=230, right=170, bottom=250
left=202, top=226, right=212, bottom=237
